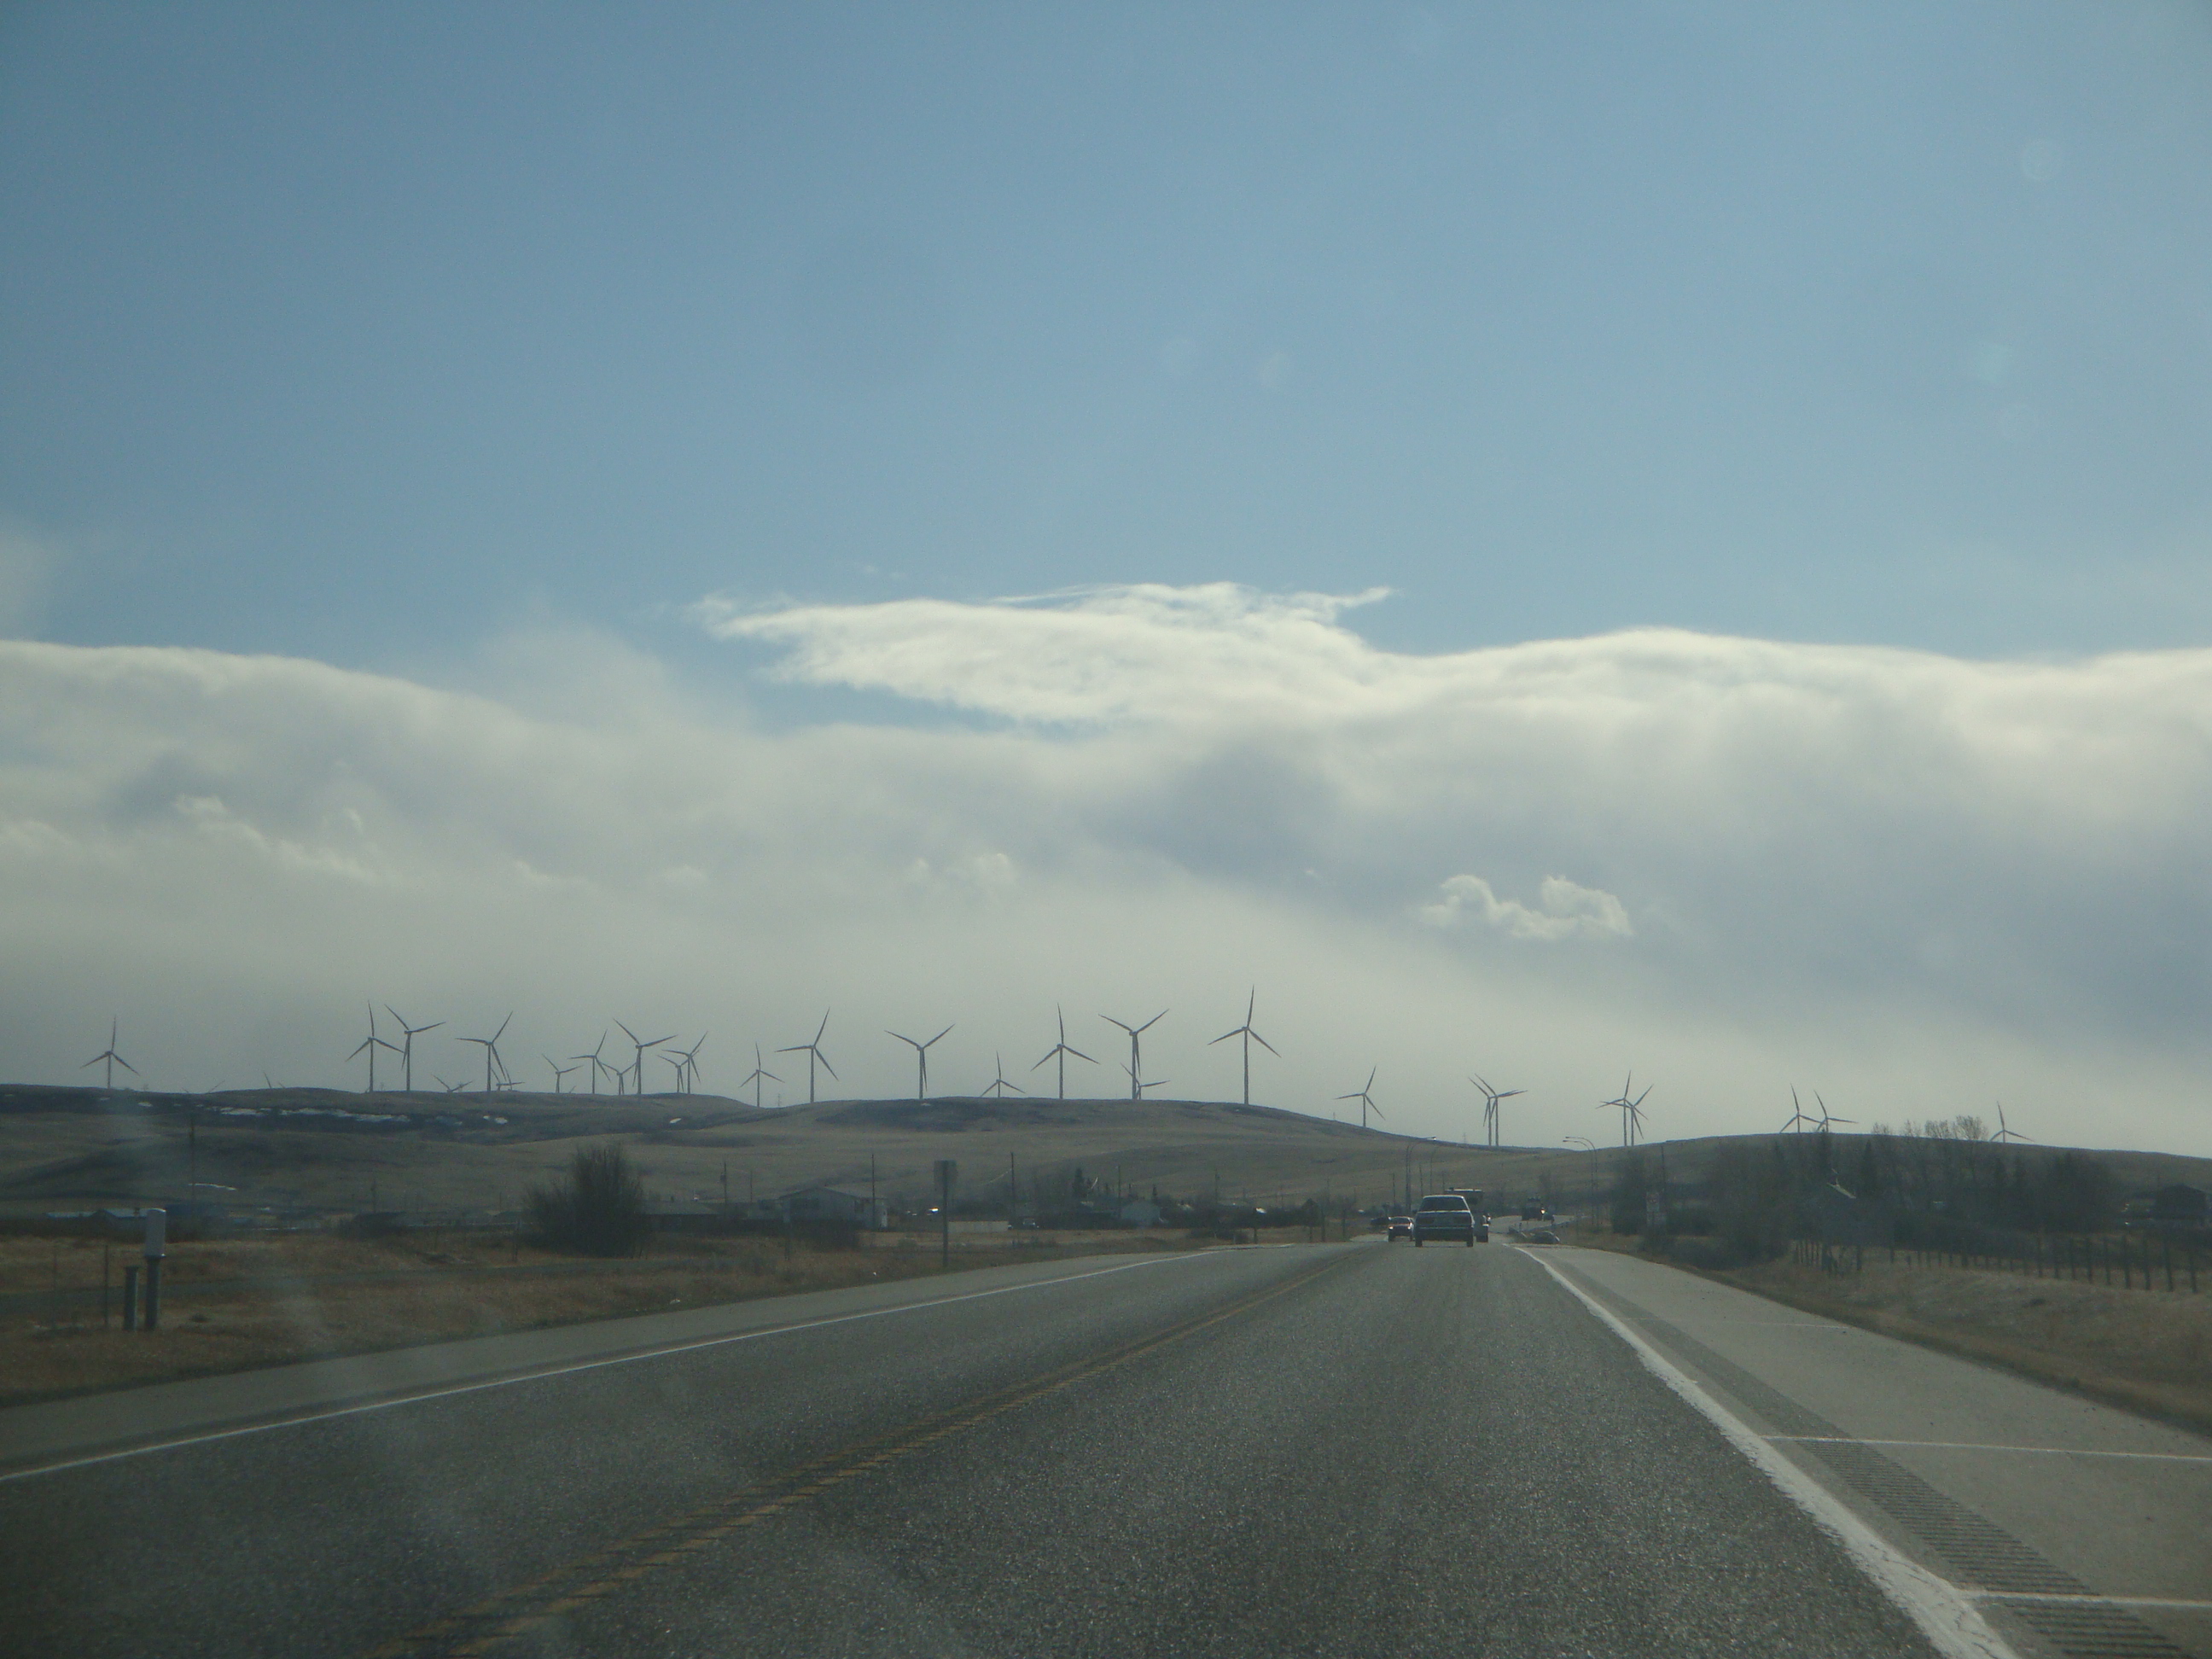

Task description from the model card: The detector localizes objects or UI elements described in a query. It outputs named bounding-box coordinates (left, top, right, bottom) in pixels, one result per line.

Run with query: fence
left=1792, top=1228, right=2201, bottom=1292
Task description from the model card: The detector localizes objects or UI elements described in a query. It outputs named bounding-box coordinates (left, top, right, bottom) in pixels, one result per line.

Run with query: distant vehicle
left=1412, top=1194, right=1483, bottom=1247
left=1386, top=1215, right=1413, bottom=1242
left=1521, top=1200, right=1551, bottom=1221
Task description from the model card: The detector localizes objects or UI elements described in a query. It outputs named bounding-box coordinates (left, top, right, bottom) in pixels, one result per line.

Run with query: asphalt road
left=2, top=1239, right=1965, bottom=1659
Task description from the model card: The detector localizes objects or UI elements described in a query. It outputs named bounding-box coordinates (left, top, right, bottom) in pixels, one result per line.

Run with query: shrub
left=528, top=1144, right=650, bottom=1256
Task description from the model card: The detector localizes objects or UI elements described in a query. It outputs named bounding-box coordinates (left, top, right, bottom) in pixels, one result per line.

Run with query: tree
left=528, top=1144, right=650, bottom=1256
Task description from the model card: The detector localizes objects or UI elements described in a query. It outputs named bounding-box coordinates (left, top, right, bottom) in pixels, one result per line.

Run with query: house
left=764, top=1185, right=888, bottom=1229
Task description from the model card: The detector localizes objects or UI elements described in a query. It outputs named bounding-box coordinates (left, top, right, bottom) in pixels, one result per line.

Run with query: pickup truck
left=1411, top=1194, right=1485, bottom=1247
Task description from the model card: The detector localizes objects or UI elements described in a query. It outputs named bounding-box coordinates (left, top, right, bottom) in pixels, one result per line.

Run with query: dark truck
left=1411, top=1193, right=1484, bottom=1246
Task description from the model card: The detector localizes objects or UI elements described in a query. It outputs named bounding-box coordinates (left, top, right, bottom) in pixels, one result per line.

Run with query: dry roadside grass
left=1726, top=1256, right=2212, bottom=1434
left=2, top=1228, right=1206, bottom=1407
left=1554, top=1226, right=2212, bottom=1435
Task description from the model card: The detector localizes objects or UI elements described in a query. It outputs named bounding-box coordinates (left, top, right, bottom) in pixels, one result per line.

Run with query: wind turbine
left=981, top=1052, right=1027, bottom=1098
left=615, top=1020, right=676, bottom=1097
left=1600, top=1073, right=1651, bottom=1146
left=1102, top=1010, right=1166, bottom=1103
left=349, top=1004, right=399, bottom=1093
left=1337, top=1068, right=1382, bottom=1129
left=81, top=1017, right=138, bottom=1091
left=889, top=1025, right=953, bottom=1101
left=1121, top=1060, right=1167, bottom=1098
left=545, top=1056, right=576, bottom=1093
left=1470, top=1074, right=1525, bottom=1148
left=459, top=1015, right=513, bottom=1093
left=1208, top=989, right=1278, bottom=1106
left=1813, top=1092, right=1855, bottom=1134
left=384, top=1009, right=444, bottom=1093
left=1030, top=1005, right=1095, bottom=1100
left=572, top=1033, right=611, bottom=1095
left=433, top=1074, right=464, bottom=1093
left=1779, top=1087, right=1818, bottom=1135
left=1991, top=1103, right=2034, bottom=1144
left=670, top=1033, right=708, bottom=1095
left=740, top=1043, right=781, bottom=1110
left=777, top=1011, right=836, bottom=1104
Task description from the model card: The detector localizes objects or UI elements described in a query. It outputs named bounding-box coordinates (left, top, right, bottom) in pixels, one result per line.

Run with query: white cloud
left=1420, top=875, right=1632, bottom=941
left=3, top=591, right=2209, bottom=1155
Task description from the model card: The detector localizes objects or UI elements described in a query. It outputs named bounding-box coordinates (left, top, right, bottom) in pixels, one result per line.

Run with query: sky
left=3, top=3, right=2209, bottom=1154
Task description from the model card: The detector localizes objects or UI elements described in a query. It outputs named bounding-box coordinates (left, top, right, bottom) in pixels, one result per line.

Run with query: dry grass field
left=0, top=1084, right=1556, bottom=1220
left=0, top=1225, right=1208, bottom=1407
left=1564, top=1227, right=2212, bottom=1435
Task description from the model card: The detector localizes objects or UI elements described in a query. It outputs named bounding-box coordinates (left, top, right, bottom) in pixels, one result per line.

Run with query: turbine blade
left=1252, top=1032, right=1279, bottom=1057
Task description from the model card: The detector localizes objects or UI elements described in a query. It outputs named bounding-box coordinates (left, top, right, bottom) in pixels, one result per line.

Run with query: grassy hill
left=3, top=1084, right=2207, bottom=1222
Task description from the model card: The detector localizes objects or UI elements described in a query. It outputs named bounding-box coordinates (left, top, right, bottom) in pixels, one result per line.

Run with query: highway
left=3, top=1240, right=2205, bottom=1659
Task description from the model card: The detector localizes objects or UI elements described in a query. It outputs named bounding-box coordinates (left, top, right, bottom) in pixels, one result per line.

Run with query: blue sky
left=3, top=6, right=2209, bottom=1151
left=5, top=3, right=2209, bottom=665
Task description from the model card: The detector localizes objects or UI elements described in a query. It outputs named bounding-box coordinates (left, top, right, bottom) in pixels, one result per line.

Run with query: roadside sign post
left=142, top=1208, right=166, bottom=1332
left=936, top=1160, right=957, bottom=1268
left=122, top=1265, right=139, bottom=1330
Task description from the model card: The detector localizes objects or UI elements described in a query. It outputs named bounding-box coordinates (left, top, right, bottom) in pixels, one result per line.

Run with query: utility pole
left=1009, top=1150, right=1017, bottom=1225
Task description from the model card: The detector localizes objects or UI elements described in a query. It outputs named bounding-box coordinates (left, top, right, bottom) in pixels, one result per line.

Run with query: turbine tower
left=669, top=1033, right=708, bottom=1095
left=1778, top=1087, right=1817, bottom=1135
left=459, top=1014, right=514, bottom=1093
left=1102, top=1010, right=1166, bottom=1103
left=1813, top=1092, right=1855, bottom=1134
left=981, top=1052, right=1027, bottom=1098
left=1030, top=1005, right=1095, bottom=1100
left=1470, top=1074, right=1525, bottom=1148
left=889, top=1025, right=953, bottom=1102
left=1337, top=1068, right=1382, bottom=1129
left=349, top=1004, right=399, bottom=1093
left=384, top=1009, right=444, bottom=1093
left=572, top=1032, right=612, bottom=1095
left=740, top=1043, right=781, bottom=1110
left=615, top=1020, right=676, bottom=1097
left=1121, top=1060, right=1168, bottom=1098
left=1600, top=1073, right=1651, bottom=1146
left=1991, top=1103, right=2034, bottom=1144
left=777, top=1010, right=836, bottom=1104
left=1208, top=989, right=1278, bottom=1106
left=545, top=1056, right=577, bottom=1093
left=81, top=1017, right=138, bottom=1091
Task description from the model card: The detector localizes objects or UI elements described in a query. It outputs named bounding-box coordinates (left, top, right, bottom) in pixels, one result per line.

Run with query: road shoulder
left=1527, top=1245, right=2212, bottom=1659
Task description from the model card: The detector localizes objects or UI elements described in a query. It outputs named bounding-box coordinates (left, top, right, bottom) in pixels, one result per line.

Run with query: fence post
left=2163, top=1234, right=2174, bottom=1293
left=122, top=1264, right=138, bottom=1330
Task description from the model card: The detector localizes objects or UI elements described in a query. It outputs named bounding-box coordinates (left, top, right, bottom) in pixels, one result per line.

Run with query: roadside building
left=760, top=1185, right=888, bottom=1229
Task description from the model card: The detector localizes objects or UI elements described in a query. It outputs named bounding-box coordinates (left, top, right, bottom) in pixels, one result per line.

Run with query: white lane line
left=1770, top=1436, right=2212, bottom=1465
left=1520, top=1250, right=2022, bottom=1659
left=0, top=1249, right=1229, bottom=1484
left=1976, top=1593, right=2212, bottom=1612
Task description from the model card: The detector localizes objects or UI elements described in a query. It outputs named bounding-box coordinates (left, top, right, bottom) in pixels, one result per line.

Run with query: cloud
left=3, top=591, right=2209, bottom=1154
left=1420, top=875, right=1632, bottom=941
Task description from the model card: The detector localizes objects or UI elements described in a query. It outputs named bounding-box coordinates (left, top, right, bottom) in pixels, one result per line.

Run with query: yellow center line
left=366, top=1252, right=1352, bottom=1658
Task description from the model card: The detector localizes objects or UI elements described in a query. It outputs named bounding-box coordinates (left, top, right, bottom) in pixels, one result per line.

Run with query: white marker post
left=936, top=1160, right=958, bottom=1268
left=141, top=1208, right=166, bottom=1332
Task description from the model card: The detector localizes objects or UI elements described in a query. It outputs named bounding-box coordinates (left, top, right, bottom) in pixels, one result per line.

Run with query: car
left=1411, top=1194, right=1482, bottom=1247
left=1386, top=1214, right=1413, bottom=1242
